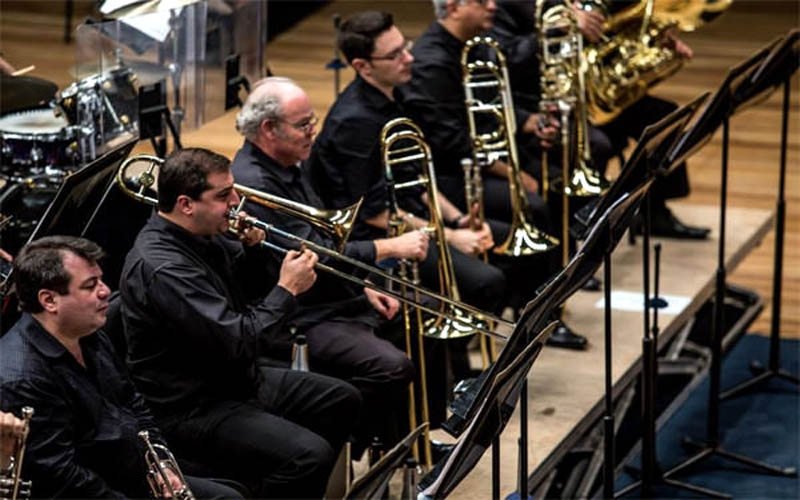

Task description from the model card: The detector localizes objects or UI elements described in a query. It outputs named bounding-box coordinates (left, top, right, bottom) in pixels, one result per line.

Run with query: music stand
left=659, top=43, right=797, bottom=495
left=344, top=423, right=428, bottom=500
left=721, top=29, right=800, bottom=400
left=418, top=321, right=559, bottom=500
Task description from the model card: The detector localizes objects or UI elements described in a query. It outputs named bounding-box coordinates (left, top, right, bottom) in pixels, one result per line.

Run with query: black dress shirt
left=231, top=141, right=383, bottom=329
left=119, top=214, right=297, bottom=420
left=401, top=21, right=475, bottom=179
left=0, top=314, right=162, bottom=498
left=309, top=75, right=430, bottom=242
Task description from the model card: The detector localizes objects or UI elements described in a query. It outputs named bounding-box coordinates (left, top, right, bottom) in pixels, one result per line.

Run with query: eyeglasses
left=281, top=114, right=319, bottom=133
left=370, top=39, right=414, bottom=62
left=460, top=0, right=493, bottom=6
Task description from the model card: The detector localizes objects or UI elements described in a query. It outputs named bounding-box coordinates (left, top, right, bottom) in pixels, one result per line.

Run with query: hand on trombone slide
left=277, top=249, right=318, bottom=297
left=522, top=111, right=560, bottom=148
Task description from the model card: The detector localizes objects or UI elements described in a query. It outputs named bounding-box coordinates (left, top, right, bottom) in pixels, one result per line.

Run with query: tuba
left=381, top=117, right=491, bottom=340
left=139, top=431, right=195, bottom=500
left=582, top=0, right=731, bottom=125
left=0, top=407, right=33, bottom=500
left=461, top=36, right=560, bottom=256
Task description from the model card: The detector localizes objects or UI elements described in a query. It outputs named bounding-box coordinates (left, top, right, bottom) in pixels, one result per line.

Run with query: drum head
left=0, top=109, right=68, bottom=135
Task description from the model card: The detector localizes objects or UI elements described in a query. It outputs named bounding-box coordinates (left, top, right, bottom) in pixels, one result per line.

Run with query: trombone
left=139, top=431, right=195, bottom=500
left=115, top=155, right=362, bottom=251
left=115, top=155, right=512, bottom=341
left=461, top=36, right=560, bottom=257
left=0, top=407, right=33, bottom=500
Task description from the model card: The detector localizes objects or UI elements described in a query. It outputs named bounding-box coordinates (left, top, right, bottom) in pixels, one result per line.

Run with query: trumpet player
left=491, top=0, right=710, bottom=240
left=231, top=77, right=418, bottom=457
left=0, top=236, right=242, bottom=498
left=119, top=149, right=362, bottom=498
left=400, top=0, right=588, bottom=349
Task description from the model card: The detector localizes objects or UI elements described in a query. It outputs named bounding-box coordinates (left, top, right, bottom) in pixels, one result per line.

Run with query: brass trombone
left=115, top=154, right=362, bottom=251
left=115, top=155, right=511, bottom=341
left=381, top=117, right=493, bottom=341
left=0, top=407, right=33, bottom=500
left=139, top=431, right=195, bottom=500
left=461, top=36, right=560, bottom=257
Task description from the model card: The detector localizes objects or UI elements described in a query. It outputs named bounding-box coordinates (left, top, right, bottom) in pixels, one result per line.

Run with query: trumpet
left=0, top=407, right=33, bottom=500
left=139, top=431, right=195, bottom=500
left=115, top=154, right=512, bottom=341
left=461, top=36, right=560, bottom=257
left=115, top=154, right=362, bottom=251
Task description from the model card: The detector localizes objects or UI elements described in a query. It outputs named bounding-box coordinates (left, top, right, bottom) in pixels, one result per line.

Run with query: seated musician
left=491, top=0, right=709, bottom=239
left=231, top=78, right=418, bottom=455
left=119, top=149, right=361, bottom=498
left=0, top=236, right=242, bottom=498
left=320, top=9, right=583, bottom=349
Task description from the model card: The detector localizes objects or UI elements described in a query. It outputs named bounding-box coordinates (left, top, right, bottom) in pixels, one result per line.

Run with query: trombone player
left=400, top=0, right=588, bottom=349
left=0, top=236, right=242, bottom=498
left=231, top=78, right=419, bottom=458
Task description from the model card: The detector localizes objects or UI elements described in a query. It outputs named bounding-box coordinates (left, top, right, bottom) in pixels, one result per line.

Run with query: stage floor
left=429, top=203, right=774, bottom=499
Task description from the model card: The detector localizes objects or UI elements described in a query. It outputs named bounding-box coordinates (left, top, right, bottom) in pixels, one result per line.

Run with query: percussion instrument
left=0, top=109, right=80, bottom=171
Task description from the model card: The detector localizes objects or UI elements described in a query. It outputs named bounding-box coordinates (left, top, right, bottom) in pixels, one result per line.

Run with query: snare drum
left=0, top=109, right=80, bottom=171
left=56, top=67, right=138, bottom=145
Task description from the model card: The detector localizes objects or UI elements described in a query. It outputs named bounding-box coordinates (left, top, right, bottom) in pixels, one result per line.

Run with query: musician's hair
left=157, top=148, right=231, bottom=212
left=338, top=11, right=394, bottom=63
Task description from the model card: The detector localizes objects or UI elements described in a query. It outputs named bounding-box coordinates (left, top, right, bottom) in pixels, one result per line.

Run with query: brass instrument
left=582, top=0, right=731, bottom=125
left=115, top=155, right=511, bottom=341
left=115, top=154, right=362, bottom=251
left=381, top=117, right=493, bottom=341
left=139, top=431, right=195, bottom=500
left=0, top=407, right=33, bottom=500
left=461, top=36, right=560, bottom=257
left=383, top=122, right=431, bottom=468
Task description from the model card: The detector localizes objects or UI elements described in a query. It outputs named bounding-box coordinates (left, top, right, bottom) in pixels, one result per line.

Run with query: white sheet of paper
left=121, top=10, right=175, bottom=42
left=594, top=290, right=692, bottom=316
left=101, top=0, right=147, bottom=15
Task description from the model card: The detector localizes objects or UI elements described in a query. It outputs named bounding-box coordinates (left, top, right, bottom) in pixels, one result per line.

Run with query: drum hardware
left=0, top=109, right=82, bottom=169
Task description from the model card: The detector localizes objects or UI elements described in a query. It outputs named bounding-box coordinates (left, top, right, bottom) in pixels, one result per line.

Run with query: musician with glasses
left=230, top=82, right=419, bottom=458
left=400, top=0, right=588, bottom=349
left=0, top=236, right=243, bottom=498
left=119, top=149, right=361, bottom=498
left=491, top=0, right=710, bottom=239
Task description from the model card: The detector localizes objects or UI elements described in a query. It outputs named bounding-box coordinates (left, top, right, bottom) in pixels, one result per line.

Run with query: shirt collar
left=352, top=75, right=403, bottom=113
left=150, top=212, right=217, bottom=255
left=241, top=140, right=303, bottom=185
left=18, top=313, right=99, bottom=360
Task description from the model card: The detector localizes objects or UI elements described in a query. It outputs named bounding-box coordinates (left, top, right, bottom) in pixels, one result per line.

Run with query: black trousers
left=599, top=94, right=691, bottom=203
left=436, top=175, right=560, bottom=307
left=161, top=369, right=361, bottom=499
left=305, top=320, right=414, bottom=456
left=185, top=476, right=246, bottom=499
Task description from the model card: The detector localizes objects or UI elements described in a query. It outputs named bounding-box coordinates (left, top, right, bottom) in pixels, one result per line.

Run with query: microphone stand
left=325, top=14, right=346, bottom=98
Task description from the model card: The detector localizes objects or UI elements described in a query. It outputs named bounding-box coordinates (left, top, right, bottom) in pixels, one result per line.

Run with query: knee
left=284, top=433, right=338, bottom=482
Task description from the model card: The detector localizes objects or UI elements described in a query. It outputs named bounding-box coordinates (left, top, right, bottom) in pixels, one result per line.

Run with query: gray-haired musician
left=0, top=236, right=242, bottom=498
left=119, top=148, right=362, bottom=498
left=230, top=78, right=417, bottom=458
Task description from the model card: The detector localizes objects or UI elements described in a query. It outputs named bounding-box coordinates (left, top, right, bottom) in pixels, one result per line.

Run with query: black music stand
left=658, top=43, right=798, bottom=495
left=345, top=423, right=428, bottom=500
left=418, top=321, right=559, bottom=500
left=720, top=29, right=800, bottom=400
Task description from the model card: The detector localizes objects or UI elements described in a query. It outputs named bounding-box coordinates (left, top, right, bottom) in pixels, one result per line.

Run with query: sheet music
left=121, top=10, right=176, bottom=42
left=100, top=0, right=147, bottom=15
left=595, top=290, right=692, bottom=316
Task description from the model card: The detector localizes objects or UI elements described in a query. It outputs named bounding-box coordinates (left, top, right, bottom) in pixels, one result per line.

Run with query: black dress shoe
left=633, top=208, right=711, bottom=240
left=545, top=322, right=588, bottom=350
left=581, top=276, right=602, bottom=292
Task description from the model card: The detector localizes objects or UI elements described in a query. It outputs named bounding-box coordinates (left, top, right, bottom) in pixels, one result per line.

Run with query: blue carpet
left=617, top=334, right=799, bottom=499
